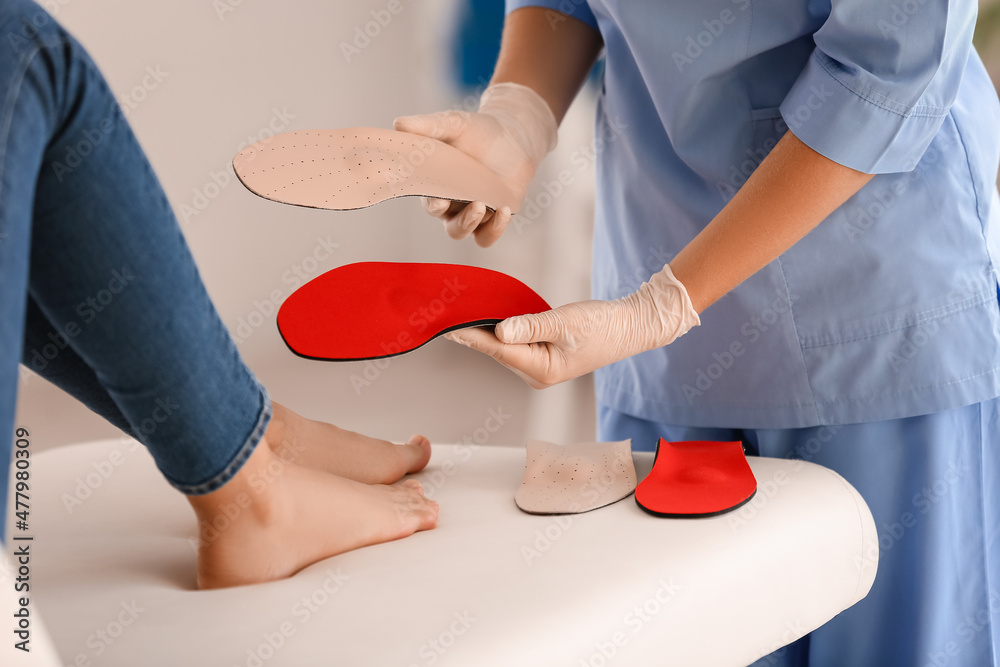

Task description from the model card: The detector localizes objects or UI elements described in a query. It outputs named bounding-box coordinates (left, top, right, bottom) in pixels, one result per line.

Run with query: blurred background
left=14, top=0, right=1000, bottom=455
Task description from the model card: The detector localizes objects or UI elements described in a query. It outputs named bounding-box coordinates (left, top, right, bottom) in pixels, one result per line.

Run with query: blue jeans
left=600, top=401, right=1000, bottom=667
left=0, top=0, right=270, bottom=539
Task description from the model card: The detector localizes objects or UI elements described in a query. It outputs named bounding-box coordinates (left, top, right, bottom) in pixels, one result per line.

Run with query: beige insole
left=515, top=439, right=637, bottom=515
left=232, top=128, right=522, bottom=213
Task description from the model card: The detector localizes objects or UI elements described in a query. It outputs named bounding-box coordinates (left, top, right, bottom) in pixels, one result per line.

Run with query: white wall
left=15, top=0, right=599, bottom=453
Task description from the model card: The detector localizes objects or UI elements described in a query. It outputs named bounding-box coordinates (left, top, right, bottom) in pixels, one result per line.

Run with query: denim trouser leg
left=0, top=0, right=271, bottom=539
left=22, top=296, right=135, bottom=436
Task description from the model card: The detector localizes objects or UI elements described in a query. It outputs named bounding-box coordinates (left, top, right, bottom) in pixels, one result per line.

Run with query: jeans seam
left=170, top=383, right=272, bottom=496
left=0, top=43, right=40, bottom=206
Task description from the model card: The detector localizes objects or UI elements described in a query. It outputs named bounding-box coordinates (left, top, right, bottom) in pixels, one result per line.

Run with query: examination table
left=2, top=438, right=877, bottom=666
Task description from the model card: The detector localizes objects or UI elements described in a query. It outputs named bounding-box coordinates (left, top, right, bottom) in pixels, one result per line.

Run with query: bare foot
left=188, top=439, right=439, bottom=589
left=264, top=401, right=431, bottom=484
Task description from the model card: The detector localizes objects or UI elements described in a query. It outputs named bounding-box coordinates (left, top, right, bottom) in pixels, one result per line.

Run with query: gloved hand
left=445, top=265, right=701, bottom=388
left=393, top=82, right=557, bottom=247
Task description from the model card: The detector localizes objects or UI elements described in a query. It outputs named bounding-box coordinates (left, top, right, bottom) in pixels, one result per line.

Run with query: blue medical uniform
left=506, top=0, right=1000, bottom=664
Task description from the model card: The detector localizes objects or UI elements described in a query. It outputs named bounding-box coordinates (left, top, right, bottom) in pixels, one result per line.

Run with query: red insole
left=635, top=439, right=757, bottom=518
left=277, top=261, right=551, bottom=361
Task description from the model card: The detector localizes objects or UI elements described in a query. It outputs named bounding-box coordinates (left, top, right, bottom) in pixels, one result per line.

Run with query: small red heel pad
left=277, top=261, right=551, bottom=361
left=635, top=439, right=757, bottom=518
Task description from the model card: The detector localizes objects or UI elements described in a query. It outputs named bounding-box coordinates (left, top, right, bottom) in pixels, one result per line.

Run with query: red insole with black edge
left=277, top=261, right=551, bottom=361
left=635, top=439, right=758, bottom=518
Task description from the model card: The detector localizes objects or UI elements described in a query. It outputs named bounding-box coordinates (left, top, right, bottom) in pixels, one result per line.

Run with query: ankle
left=187, top=440, right=287, bottom=536
left=265, top=402, right=313, bottom=466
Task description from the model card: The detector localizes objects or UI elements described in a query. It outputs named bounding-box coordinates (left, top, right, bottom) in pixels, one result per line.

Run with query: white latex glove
left=445, top=265, right=701, bottom=388
left=393, top=82, right=557, bottom=247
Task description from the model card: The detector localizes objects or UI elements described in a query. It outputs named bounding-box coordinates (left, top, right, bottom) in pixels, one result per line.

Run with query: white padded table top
left=4, top=438, right=876, bottom=667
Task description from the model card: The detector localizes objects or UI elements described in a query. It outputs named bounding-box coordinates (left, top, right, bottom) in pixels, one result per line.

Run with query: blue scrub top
left=507, top=0, right=1000, bottom=429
